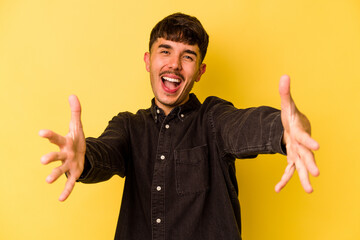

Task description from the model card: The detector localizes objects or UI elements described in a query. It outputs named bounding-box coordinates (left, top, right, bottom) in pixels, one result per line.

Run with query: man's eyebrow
left=158, top=44, right=172, bottom=49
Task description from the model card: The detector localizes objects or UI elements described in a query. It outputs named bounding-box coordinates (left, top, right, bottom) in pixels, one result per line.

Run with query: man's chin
left=156, top=96, right=183, bottom=108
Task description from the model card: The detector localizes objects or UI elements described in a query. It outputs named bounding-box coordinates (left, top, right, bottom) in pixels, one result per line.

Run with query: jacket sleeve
left=208, top=97, right=286, bottom=159
left=78, top=113, right=131, bottom=183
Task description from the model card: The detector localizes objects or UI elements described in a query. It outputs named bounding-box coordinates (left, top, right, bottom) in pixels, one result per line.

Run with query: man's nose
left=169, top=56, right=182, bottom=70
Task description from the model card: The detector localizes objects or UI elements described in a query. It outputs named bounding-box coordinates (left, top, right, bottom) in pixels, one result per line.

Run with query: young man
left=40, top=13, right=319, bottom=240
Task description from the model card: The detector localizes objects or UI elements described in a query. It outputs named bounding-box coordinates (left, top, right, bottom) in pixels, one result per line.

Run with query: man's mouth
left=161, top=76, right=182, bottom=93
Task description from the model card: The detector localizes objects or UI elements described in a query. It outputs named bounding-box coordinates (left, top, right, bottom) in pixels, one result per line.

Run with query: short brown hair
left=149, top=13, right=209, bottom=63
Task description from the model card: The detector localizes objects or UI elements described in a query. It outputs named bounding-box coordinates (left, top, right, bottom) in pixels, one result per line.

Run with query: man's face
left=144, top=38, right=206, bottom=115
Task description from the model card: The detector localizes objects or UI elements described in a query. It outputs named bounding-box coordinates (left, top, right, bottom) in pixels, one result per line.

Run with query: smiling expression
left=144, top=38, right=206, bottom=115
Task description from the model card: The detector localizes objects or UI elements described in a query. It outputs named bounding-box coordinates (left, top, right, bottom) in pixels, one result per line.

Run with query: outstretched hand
left=39, top=95, right=86, bottom=201
left=275, top=75, right=320, bottom=193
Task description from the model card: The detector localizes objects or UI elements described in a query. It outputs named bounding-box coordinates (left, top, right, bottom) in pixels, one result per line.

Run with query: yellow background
left=1, top=0, right=359, bottom=239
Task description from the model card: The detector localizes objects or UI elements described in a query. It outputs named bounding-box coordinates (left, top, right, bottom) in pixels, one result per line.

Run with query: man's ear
left=195, top=63, right=207, bottom=82
left=144, top=52, right=150, bottom=72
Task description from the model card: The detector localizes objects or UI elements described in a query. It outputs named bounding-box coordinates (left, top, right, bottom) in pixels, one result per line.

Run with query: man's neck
left=155, top=95, right=191, bottom=116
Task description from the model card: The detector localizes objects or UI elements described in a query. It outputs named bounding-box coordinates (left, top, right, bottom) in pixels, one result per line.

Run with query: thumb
left=69, top=95, right=82, bottom=132
left=279, top=75, right=293, bottom=112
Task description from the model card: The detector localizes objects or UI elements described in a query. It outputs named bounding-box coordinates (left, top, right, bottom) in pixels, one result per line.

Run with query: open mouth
left=161, top=76, right=182, bottom=93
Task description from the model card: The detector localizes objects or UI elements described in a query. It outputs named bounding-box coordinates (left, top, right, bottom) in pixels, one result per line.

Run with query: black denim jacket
left=80, top=94, right=285, bottom=240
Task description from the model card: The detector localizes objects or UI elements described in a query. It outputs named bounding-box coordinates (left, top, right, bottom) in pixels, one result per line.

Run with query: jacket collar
left=150, top=93, right=201, bottom=123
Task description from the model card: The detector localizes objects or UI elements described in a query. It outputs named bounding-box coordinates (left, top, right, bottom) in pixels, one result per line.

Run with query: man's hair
left=149, top=13, right=209, bottom=63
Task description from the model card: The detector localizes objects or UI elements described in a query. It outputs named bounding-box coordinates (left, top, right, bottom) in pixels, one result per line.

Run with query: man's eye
left=184, top=55, right=194, bottom=61
left=161, top=50, right=170, bottom=54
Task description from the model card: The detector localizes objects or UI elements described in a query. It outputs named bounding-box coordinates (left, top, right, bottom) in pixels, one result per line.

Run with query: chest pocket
left=174, top=145, right=209, bottom=195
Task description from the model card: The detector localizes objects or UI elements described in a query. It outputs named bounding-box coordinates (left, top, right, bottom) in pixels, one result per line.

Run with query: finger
left=297, top=144, right=320, bottom=177
left=295, top=160, right=313, bottom=193
left=275, top=163, right=296, bottom=192
left=275, top=140, right=297, bottom=192
left=46, top=164, right=69, bottom=183
left=295, top=129, right=320, bottom=151
left=68, top=95, right=83, bottom=133
left=39, top=129, right=66, bottom=147
left=41, top=151, right=67, bottom=164
left=279, top=75, right=294, bottom=113
left=58, top=176, right=76, bottom=202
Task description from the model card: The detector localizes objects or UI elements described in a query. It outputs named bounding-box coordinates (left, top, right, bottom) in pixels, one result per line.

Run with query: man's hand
left=39, top=95, right=86, bottom=201
left=275, top=75, right=320, bottom=193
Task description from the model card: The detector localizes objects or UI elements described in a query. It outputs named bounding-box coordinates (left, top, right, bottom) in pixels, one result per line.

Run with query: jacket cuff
left=271, top=113, right=287, bottom=155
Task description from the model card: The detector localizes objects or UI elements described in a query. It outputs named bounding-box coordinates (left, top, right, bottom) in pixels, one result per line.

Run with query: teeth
left=162, top=76, right=180, bottom=83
